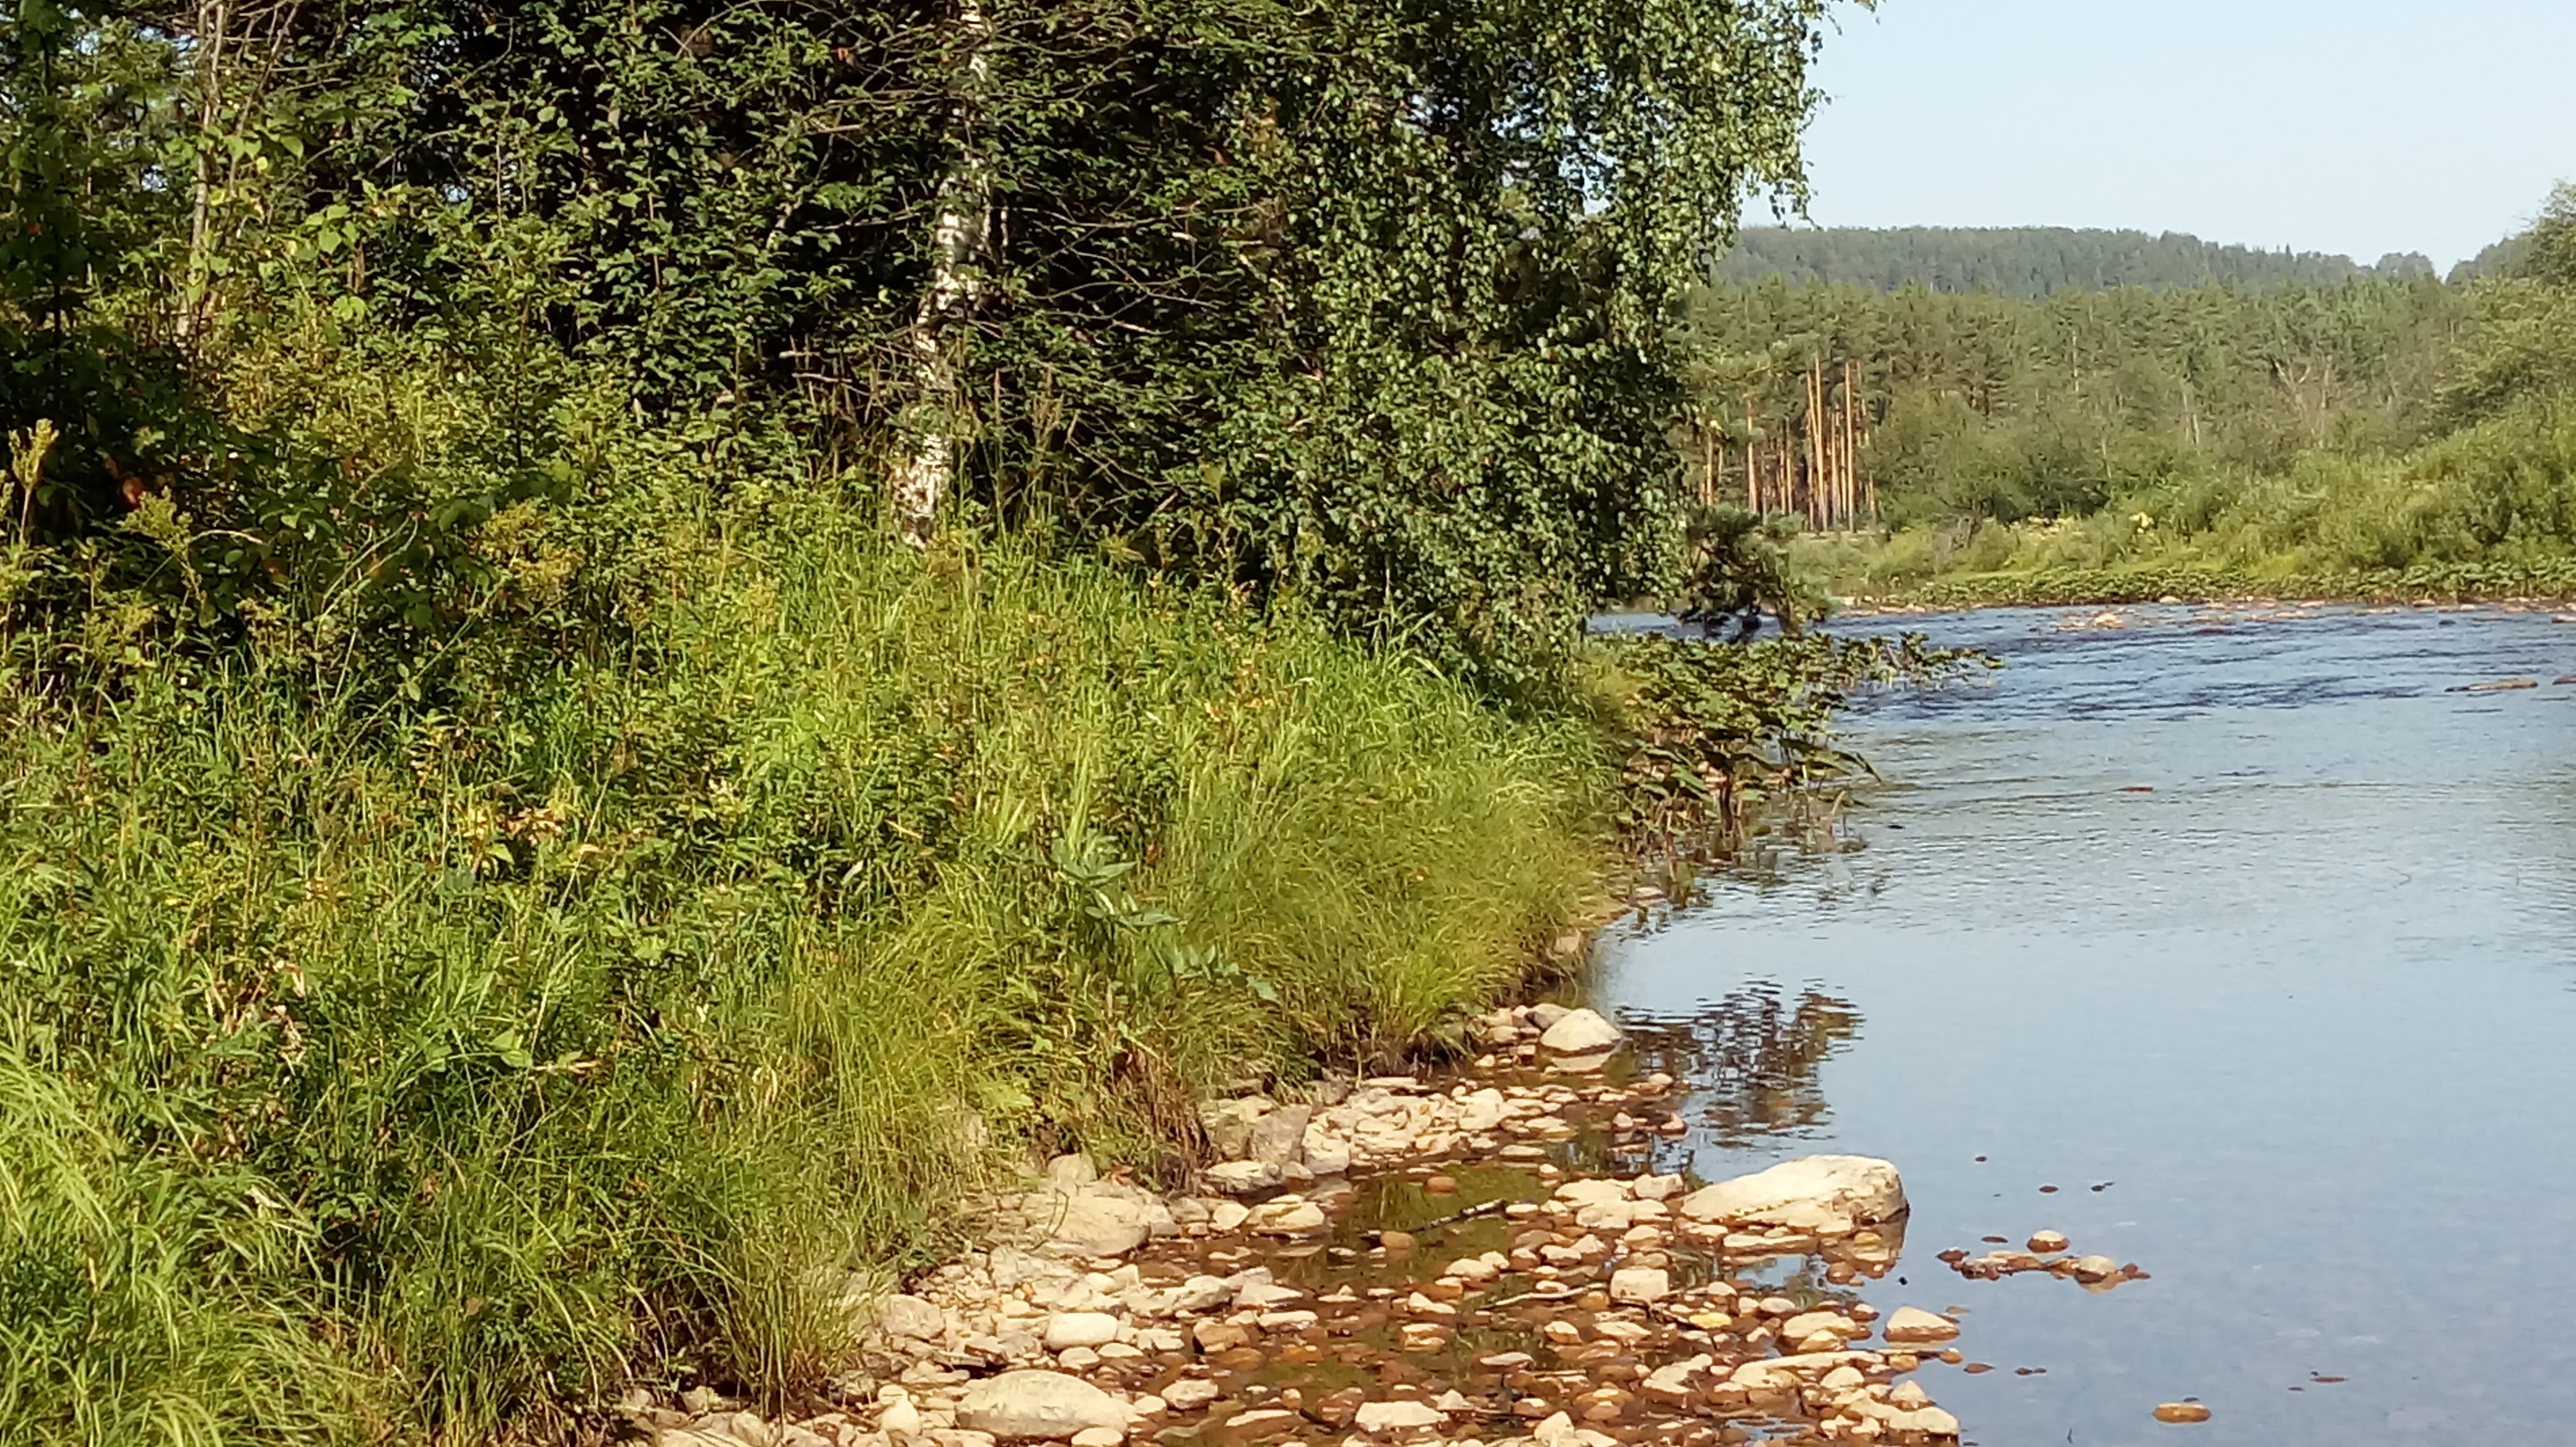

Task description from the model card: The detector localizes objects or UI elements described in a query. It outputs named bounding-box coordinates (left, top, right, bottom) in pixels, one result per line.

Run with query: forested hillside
left=0, top=3, right=1858, bottom=1443
left=1720, top=191, right=2576, bottom=598
left=1712, top=225, right=2432, bottom=296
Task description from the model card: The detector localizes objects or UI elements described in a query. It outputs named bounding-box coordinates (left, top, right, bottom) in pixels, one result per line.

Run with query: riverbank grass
left=0, top=528, right=1606, bottom=1446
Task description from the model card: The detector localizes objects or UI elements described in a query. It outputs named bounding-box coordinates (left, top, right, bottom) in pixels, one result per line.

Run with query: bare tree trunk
left=175, top=0, right=230, bottom=348
left=892, top=0, right=994, bottom=550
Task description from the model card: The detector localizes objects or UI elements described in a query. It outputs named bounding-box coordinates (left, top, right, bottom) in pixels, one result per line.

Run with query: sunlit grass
left=0, top=527, right=1606, bottom=1445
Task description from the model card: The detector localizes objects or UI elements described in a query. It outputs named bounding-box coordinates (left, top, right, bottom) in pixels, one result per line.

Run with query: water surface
left=1598, top=604, right=2576, bottom=1446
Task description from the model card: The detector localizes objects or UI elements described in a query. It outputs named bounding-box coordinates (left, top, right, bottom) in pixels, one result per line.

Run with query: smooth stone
left=955, top=1371, right=1129, bottom=1440
left=1042, top=1313, right=1121, bottom=1350
left=1538, top=1008, right=1622, bottom=1055
left=1632, top=1174, right=1684, bottom=1200
left=1204, top=1161, right=1282, bottom=1195
left=1881, top=1307, right=1960, bottom=1344
left=1354, top=1401, right=1448, bottom=1433
left=1892, top=1407, right=1960, bottom=1435
left=1068, top=1431, right=1122, bottom=1447
left=1245, top=1200, right=1328, bottom=1235
left=1162, top=1379, right=1219, bottom=1411
left=2027, top=1231, right=2069, bottom=1253
left=1009, top=1188, right=1156, bottom=1257
left=1608, top=1267, right=1669, bottom=1303
left=1677, top=1155, right=1907, bottom=1228
left=2153, top=1404, right=2212, bottom=1423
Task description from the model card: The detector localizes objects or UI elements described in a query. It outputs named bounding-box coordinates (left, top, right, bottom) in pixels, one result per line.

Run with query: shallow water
left=1595, top=603, right=2576, bottom=1445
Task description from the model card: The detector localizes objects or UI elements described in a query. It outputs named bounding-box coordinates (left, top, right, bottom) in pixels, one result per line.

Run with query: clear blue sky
left=1786, top=0, right=2576, bottom=268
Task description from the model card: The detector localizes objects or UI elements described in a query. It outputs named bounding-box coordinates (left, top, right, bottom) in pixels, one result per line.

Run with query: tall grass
left=0, top=522, right=1605, bottom=1445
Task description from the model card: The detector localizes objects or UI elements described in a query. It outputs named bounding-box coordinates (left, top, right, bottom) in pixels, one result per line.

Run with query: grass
left=0, top=520, right=1608, bottom=1445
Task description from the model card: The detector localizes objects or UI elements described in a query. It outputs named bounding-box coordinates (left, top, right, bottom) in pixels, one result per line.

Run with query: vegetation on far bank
left=1687, top=188, right=2576, bottom=609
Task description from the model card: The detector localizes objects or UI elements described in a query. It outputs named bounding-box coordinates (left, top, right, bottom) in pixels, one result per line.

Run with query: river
left=1596, top=602, right=2576, bottom=1445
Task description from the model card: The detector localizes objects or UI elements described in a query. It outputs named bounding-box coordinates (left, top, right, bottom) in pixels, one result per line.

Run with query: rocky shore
left=623, top=1006, right=2037, bottom=1447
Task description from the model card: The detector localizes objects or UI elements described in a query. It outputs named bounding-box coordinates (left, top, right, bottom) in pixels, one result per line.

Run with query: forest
left=1681, top=196, right=2576, bottom=598
left=1707, top=225, right=2437, bottom=295
left=0, top=3, right=1910, bottom=1443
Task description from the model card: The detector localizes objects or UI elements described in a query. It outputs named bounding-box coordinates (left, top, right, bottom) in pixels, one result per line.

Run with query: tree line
left=1674, top=271, right=2465, bottom=525
left=1, top=0, right=1842, bottom=696
left=1709, top=224, right=2437, bottom=297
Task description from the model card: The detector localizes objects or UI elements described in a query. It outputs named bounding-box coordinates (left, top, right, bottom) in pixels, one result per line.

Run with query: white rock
left=1041, top=1313, right=1120, bottom=1350
left=1007, top=1189, right=1155, bottom=1257
left=1632, top=1174, right=1684, bottom=1200
left=1244, top=1200, right=1327, bottom=1235
left=1209, top=1202, right=1250, bottom=1233
left=1881, top=1306, right=1959, bottom=1344
left=1676, top=1155, right=1906, bottom=1227
left=1531, top=1412, right=1581, bottom=1447
left=1302, top=1124, right=1354, bottom=1176
left=883, top=1400, right=926, bottom=1436
left=1235, top=1281, right=1303, bottom=1310
left=955, top=1371, right=1130, bottom=1440
left=1200, top=1098, right=1271, bottom=1159
left=1552, top=1179, right=1630, bottom=1208
left=1246, top=1104, right=1313, bottom=1167
left=878, top=1295, right=948, bottom=1340
left=1354, top=1401, right=1448, bottom=1433
left=1608, top=1267, right=1669, bottom=1303
left=1171, top=1274, right=1234, bottom=1311
left=1890, top=1407, right=1959, bottom=1436
left=1069, top=1430, right=1123, bottom=1447
left=1161, top=1379, right=1220, bottom=1411
left=1203, top=1161, right=1281, bottom=1196
left=1538, top=1009, right=1622, bottom=1054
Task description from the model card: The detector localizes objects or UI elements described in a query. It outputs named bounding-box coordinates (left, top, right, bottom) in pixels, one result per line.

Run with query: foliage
left=1712, top=224, right=2426, bottom=296
left=1, top=0, right=1854, bottom=693
left=1601, top=630, right=1991, bottom=851
left=0, top=528, right=1604, bottom=1445
left=1669, top=503, right=1831, bottom=639
left=1677, top=272, right=2465, bottom=528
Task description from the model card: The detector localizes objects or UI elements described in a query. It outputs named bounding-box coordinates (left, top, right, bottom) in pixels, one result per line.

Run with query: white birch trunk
left=892, top=0, right=995, bottom=550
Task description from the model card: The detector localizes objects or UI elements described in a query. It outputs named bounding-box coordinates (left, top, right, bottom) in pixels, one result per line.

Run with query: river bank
left=624, top=1007, right=2006, bottom=1447
left=1820, top=562, right=2576, bottom=616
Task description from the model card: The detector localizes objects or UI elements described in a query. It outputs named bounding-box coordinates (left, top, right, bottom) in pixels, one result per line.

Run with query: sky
left=1787, top=0, right=2576, bottom=269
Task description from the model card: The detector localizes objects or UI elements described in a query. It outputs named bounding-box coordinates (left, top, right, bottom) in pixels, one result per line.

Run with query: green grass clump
left=0, top=523, right=1604, bottom=1445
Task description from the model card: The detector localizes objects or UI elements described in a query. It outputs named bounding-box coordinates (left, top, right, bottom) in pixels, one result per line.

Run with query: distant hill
left=1712, top=226, right=2438, bottom=295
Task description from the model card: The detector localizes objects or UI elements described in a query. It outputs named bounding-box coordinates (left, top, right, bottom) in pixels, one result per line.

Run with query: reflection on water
left=1624, top=983, right=1865, bottom=1147
left=1595, top=603, right=2576, bottom=1447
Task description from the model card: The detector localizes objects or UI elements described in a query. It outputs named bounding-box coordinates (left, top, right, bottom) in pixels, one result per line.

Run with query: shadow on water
left=1623, top=985, right=1865, bottom=1150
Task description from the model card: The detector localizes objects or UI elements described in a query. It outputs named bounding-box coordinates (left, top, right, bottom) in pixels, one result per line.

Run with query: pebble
left=2027, top=1230, right=2069, bottom=1252
left=2153, top=1403, right=2213, bottom=1423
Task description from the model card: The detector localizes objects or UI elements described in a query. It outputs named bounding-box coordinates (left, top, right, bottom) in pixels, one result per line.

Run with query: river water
left=1594, top=603, right=2576, bottom=1446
